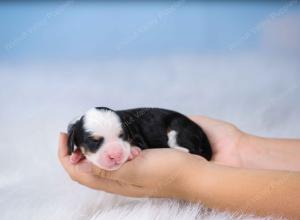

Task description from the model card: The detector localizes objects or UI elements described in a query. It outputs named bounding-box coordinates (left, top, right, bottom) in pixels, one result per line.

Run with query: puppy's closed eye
left=119, top=132, right=125, bottom=139
left=88, top=136, right=104, bottom=143
left=87, top=137, right=104, bottom=152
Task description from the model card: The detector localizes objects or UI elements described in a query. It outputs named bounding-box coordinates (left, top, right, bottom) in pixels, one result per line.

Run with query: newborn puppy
left=67, top=107, right=212, bottom=170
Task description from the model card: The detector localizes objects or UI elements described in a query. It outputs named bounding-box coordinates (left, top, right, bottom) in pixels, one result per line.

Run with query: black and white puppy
left=67, top=107, right=212, bottom=170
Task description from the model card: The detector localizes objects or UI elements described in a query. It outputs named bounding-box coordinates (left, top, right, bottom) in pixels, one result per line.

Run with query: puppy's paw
left=128, top=147, right=142, bottom=161
left=70, top=149, right=85, bottom=164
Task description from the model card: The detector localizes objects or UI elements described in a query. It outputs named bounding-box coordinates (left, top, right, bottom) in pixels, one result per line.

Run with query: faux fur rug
left=1, top=55, right=298, bottom=220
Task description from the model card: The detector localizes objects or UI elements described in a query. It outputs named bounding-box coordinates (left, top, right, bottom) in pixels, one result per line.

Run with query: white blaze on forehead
left=83, top=108, right=122, bottom=139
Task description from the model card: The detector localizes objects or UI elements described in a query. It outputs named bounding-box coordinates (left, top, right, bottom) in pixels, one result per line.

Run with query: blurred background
left=1, top=0, right=300, bottom=160
left=0, top=1, right=300, bottom=219
left=1, top=0, right=300, bottom=163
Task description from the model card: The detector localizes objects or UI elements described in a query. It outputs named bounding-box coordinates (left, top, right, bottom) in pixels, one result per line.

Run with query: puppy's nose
left=105, top=144, right=124, bottom=164
left=108, top=150, right=123, bottom=162
left=106, top=149, right=123, bottom=164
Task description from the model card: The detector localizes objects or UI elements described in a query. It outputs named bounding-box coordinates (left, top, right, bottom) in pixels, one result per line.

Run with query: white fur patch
left=83, top=108, right=122, bottom=140
left=167, top=130, right=189, bottom=153
left=82, top=108, right=131, bottom=170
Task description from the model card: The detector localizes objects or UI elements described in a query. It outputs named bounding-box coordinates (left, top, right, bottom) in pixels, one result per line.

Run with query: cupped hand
left=190, top=116, right=245, bottom=167
left=58, top=133, right=207, bottom=199
left=58, top=115, right=245, bottom=198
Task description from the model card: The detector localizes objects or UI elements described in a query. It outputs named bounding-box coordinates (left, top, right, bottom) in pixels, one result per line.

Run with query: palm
left=190, top=116, right=244, bottom=167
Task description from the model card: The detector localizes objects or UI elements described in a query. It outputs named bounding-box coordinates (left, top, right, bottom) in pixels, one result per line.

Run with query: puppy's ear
left=67, top=116, right=81, bottom=155
left=67, top=125, right=76, bottom=155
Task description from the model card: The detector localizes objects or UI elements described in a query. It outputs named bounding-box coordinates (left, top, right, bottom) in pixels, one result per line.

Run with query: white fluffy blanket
left=0, top=55, right=298, bottom=220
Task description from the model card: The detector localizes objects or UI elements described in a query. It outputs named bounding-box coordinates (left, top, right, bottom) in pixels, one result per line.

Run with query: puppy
left=67, top=107, right=212, bottom=170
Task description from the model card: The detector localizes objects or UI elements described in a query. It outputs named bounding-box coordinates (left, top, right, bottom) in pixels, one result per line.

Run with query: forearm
left=239, top=134, right=300, bottom=171
left=180, top=157, right=300, bottom=219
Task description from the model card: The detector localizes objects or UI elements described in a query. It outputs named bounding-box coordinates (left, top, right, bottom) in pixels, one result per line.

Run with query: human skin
left=189, top=116, right=300, bottom=171
left=58, top=116, right=300, bottom=219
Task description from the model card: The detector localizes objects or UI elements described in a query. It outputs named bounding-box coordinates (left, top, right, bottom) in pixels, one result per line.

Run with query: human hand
left=58, top=115, right=245, bottom=199
left=58, top=117, right=300, bottom=218
left=67, top=115, right=245, bottom=169
left=190, top=116, right=245, bottom=167
left=58, top=133, right=207, bottom=199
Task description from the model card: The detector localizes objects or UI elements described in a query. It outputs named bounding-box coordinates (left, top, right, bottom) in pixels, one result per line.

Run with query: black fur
left=67, top=107, right=212, bottom=160
left=116, top=108, right=212, bottom=160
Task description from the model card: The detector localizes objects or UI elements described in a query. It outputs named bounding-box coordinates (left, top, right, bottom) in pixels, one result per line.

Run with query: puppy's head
left=67, top=107, right=131, bottom=170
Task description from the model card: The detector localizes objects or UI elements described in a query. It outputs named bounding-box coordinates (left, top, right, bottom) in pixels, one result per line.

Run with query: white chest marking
left=167, top=130, right=189, bottom=153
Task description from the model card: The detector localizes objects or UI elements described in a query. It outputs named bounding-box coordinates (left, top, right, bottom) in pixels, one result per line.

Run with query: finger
left=75, top=160, right=93, bottom=173
left=72, top=160, right=145, bottom=197
left=76, top=161, right=120, bottom=180
left=100, top=154, right=145, bottom=182
left=56, top=135, right=123, bottom=181
left=57, top=134, right=145, bottom=196
left=75, top=155, right=141, bottom=183
left=58, top=132, right=75, bottom=173
left=58, top=132, right=129, bottom=181
left=74, top=172, right=145, bottom=197
left=58, top=132, right=69, bottom=159
left=72, top=158, right=113, bottom=178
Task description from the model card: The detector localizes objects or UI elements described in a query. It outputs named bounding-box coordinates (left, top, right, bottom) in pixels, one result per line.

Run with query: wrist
left=236, top=131, right=251, bottom=168
left=174, top=154, right=211, bottom=202
left=238, top=132, right=265, bottom=169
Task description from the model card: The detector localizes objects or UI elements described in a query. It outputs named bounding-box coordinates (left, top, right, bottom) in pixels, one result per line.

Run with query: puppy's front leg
left=70, top=148, right=85, bottom=164
left=127, top=146, right=142, bottom=161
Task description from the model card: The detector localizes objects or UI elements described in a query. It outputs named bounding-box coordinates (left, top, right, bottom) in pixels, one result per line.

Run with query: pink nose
left=105, top=147, right=124, bottom=164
